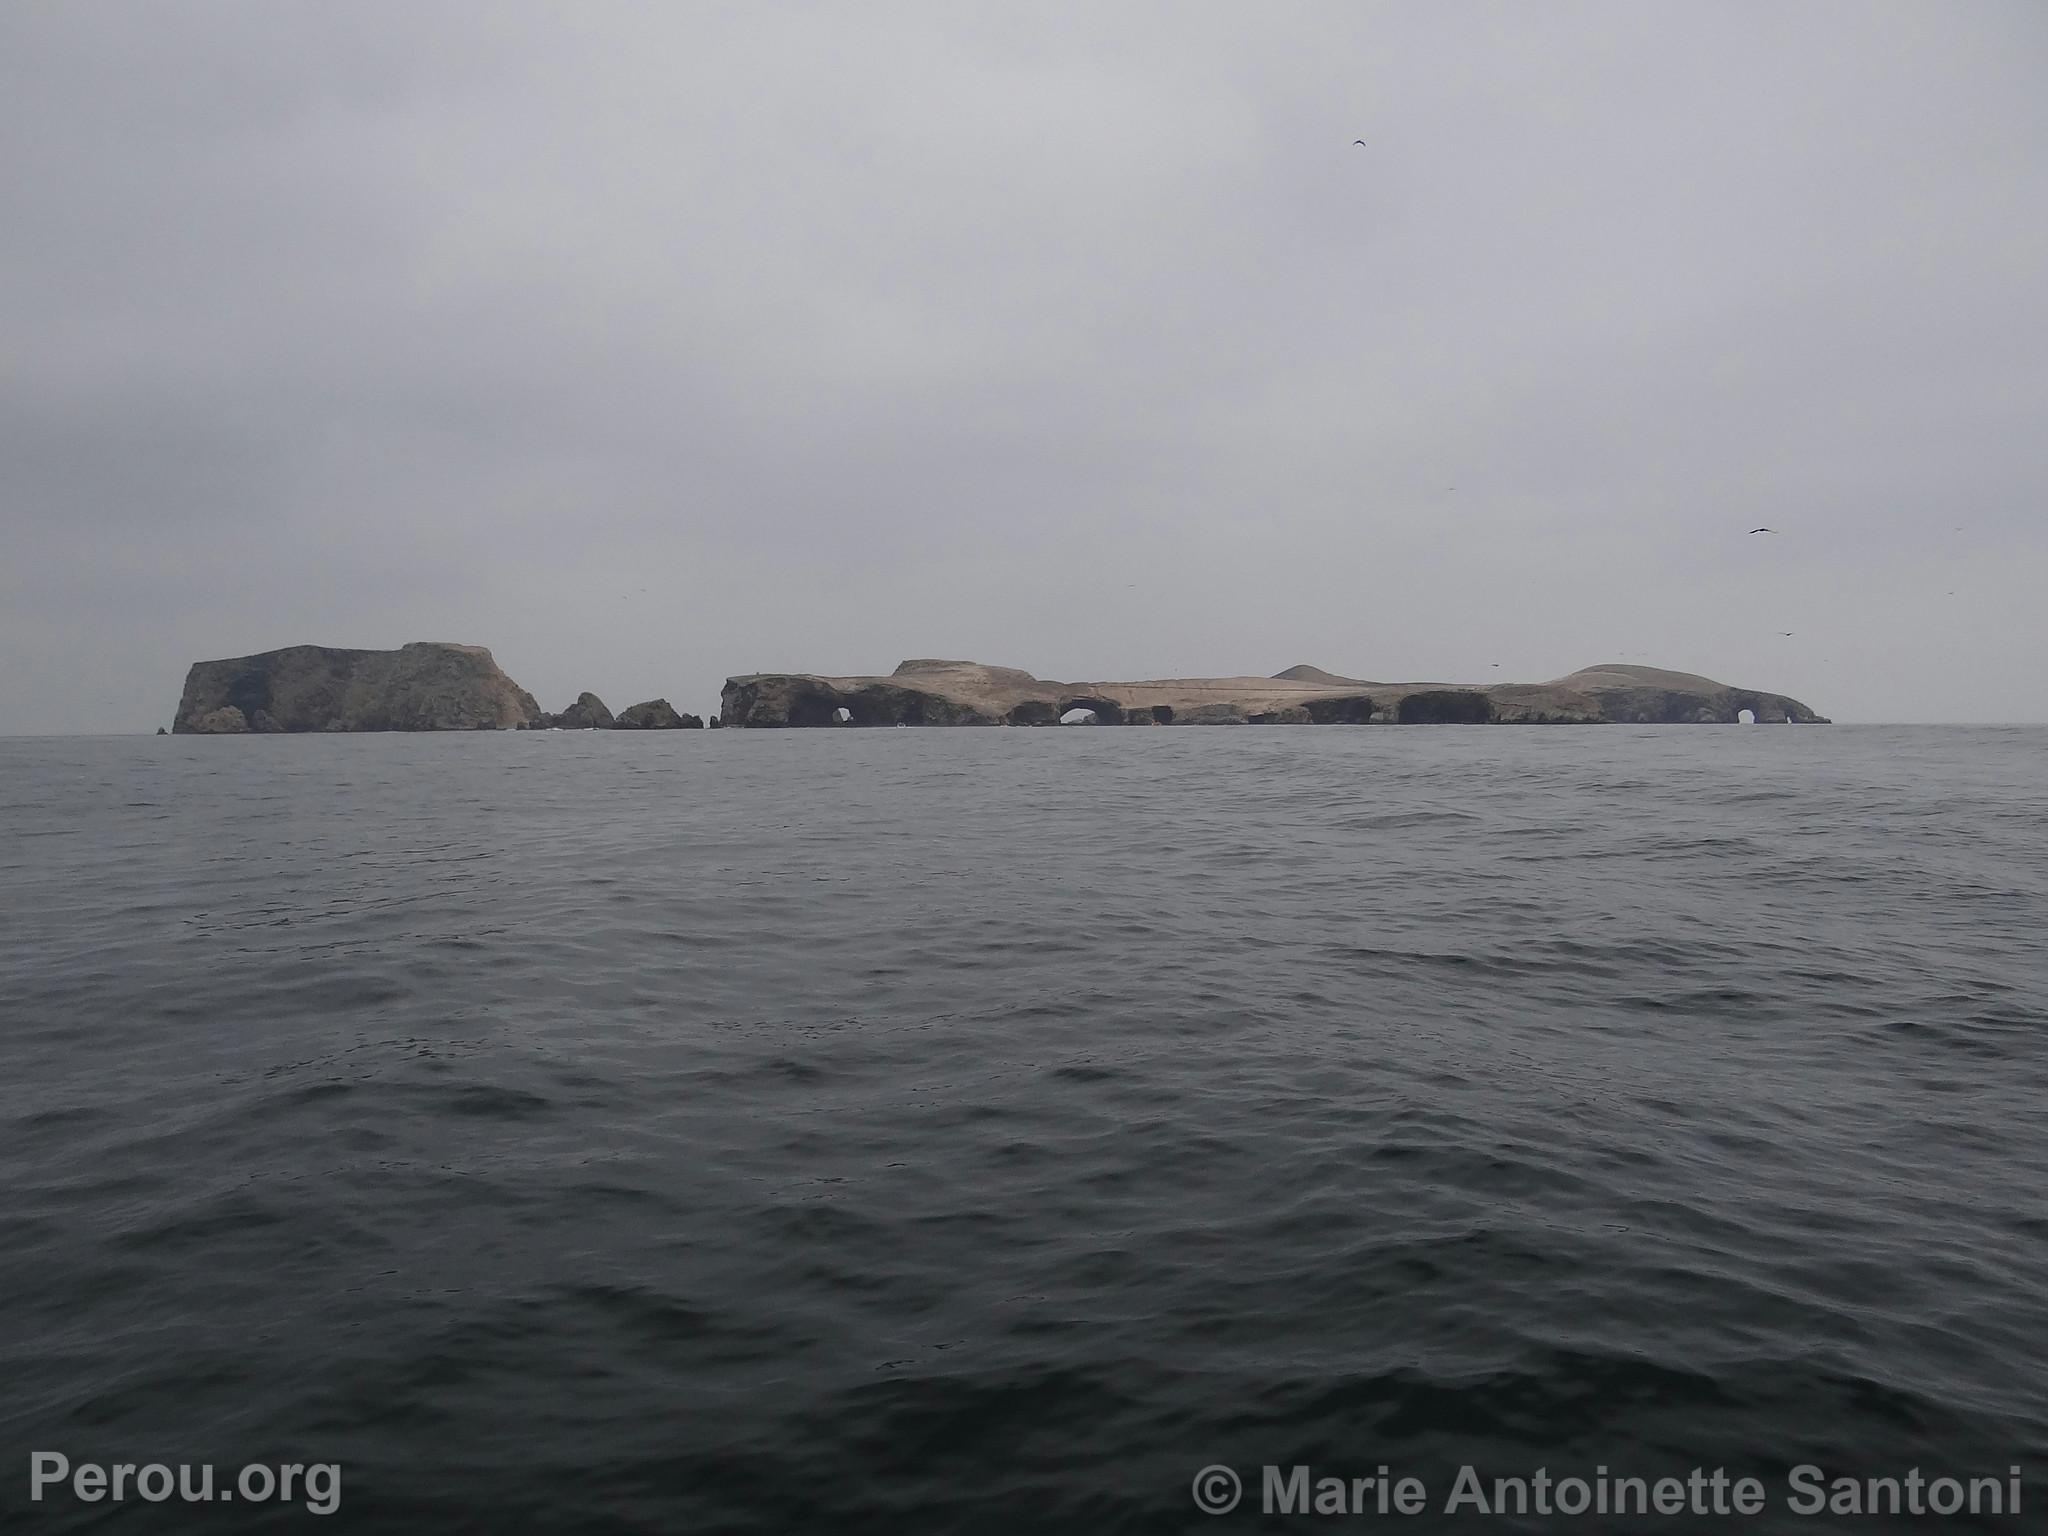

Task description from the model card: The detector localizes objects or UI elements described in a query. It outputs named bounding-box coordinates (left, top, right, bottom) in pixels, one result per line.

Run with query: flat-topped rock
left=173, top=643, right=540, bottom=733
left=720, top=660, right=1828, bottom=727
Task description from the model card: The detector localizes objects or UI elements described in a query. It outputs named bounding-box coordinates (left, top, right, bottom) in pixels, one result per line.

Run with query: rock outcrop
left=720, top=659, right=1828, bottom=728
left=523, top=691, right=615, bottom=730
left=612, top=699, right=703, bottom=730
left=173, top=643, right=541, bottom=733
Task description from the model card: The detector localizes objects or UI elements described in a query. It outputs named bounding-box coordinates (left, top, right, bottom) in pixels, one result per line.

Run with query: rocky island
left=171, top=643, right=705, bottom=733
left=174, top=642, right=543, bottom=733
left=720, top=660, right=1829, bottom=727
left=170, top=645, right=1828, bottom=733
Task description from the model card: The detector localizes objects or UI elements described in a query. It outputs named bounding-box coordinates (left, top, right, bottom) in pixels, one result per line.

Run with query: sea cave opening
left=1059, top=707, right=1099, bottom=725
left=1395, top=690, right=1494, bottom=724
left=1737, top=708, right=1756, bottom=725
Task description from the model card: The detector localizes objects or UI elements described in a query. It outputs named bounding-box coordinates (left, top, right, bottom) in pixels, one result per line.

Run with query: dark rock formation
left=721, top=659, right=1828, bottom=728
left=612, top=699, right=702, bottom=730
left=721, top=671, right=1003, bottom=728
left=556, top=692, right=614, bottom=730
left=1302, top=695, right=1377, bottom=724
left=155, top=727, right=167, bottom=736
left=1543, top=665, right=1829, bottom=725
left=521, top=691, right=617, bottom=730
left=1396, top=690, right=1496, bottom=724
left=174, top=643, right=540, bottom=733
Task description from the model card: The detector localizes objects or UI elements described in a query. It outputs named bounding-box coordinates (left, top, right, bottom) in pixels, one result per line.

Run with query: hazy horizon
left=5, top=2, right=2045, bottom=729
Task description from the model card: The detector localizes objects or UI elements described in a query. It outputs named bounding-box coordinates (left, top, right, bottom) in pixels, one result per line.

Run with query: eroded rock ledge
left=720, top=660, right=1829, bottom=728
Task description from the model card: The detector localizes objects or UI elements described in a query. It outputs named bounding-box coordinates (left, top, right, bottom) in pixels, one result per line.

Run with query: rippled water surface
left=3, top=726, right=2046, bottom=1532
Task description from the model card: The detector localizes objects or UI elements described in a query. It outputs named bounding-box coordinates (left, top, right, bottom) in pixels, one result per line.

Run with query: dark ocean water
left=2, top=725, right=2045, bottom=1533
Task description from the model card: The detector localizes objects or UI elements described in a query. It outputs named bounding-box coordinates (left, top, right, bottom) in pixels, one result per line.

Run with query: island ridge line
left=169, top=644, right=1830, bottom=732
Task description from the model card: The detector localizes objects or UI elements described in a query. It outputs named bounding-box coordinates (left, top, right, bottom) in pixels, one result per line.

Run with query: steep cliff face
left=172, top=643, right=541, bottom=733
left=720, top=660, right=1829, bottom=727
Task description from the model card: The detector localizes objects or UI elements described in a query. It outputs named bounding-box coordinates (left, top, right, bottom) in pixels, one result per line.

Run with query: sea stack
left=523, top=692, right=615, bottom=730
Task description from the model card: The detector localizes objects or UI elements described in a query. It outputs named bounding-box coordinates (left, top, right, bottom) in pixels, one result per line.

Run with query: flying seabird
left=1749, top=527, right=1774, bottom=534
left=1354, top=139, right=1367, bottom=146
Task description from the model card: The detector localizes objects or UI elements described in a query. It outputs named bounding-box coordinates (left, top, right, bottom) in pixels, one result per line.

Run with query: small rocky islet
left=169, top=643, right=1829, bottom=733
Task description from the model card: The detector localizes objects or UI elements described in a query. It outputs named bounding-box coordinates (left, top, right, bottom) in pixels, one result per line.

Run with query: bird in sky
left=1749, top=527, right=1774, bottom=534
left=1779, top=631, right=1795, bottom=637
left=1354, top=139, right=1367, bottom=146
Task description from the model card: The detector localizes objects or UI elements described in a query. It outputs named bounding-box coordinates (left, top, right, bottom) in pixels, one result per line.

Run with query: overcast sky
left=4, top=1, right=2044, bottom=729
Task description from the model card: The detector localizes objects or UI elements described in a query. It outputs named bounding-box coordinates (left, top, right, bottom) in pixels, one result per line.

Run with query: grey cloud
left=3, top=1, right=2045, bottom=727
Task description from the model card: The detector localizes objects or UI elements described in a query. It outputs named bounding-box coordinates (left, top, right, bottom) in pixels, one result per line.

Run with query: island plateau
left=720, top=660, right=1829, bottom=727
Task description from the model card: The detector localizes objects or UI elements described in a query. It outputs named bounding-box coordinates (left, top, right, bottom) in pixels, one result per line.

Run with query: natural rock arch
left=782, top=687, right=846, bottom=727
left=1057, top=695, right=1126, bottom=725
left=1725, top=690, right=1801, bottom=724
